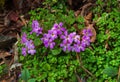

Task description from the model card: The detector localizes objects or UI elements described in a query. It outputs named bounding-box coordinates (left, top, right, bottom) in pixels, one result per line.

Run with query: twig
left=40, top=49, right=49, bottom=63
left=81, top=3, right=92, bottom=16
left=20, top=15, right=27, bottom=26
left=0, top=61, right=4, bottom=65
left=75, top=70, right=83, bottom=82
left=76, top=53, right=96, bottom=79
left=117, top=66, right=120, bottom=82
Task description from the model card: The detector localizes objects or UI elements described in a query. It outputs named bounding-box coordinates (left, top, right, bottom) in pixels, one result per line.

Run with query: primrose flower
left=73, top=35, right=80, bottom=43
left=82, top=29, right=92, bottom=37
left=60, top=41, right=71, bottom=51
left=30, top=20, right=43, bottom=36
left=25, top=40, right=36, bottom=55
left=60, top=31, right=73, bottom=44
left=69, top=32, right=80, bottom=43
left=52, top=22, right=66, bottom=35
left=32, top=20, right=39, bottom=28
left=72, top=43, right=85, bottom=52
left=44, top=39, right=55, bottom=49
left=21, top=33, right=28, bottom=43
left=21, top=33, right=36, bottom=56
left=21, top=47, right=27, bottom=56
left=41, top=33, right=50, bottom=43
left=41, top=32, right=56, bottom=49
left=48, top=30, right=58, bottom=40
left=28, top=49, right=36, bottom=55
left=81, top=35, right=90, bottom=47
left=25, top=40, right=35, bottom=49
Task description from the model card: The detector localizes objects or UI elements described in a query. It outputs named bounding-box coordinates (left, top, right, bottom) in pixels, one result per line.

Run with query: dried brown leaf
left=2, top=80, right=7, bottom=82
left=84, top=12, right=92, bottom=26
left=20, top=15, right=27, bottom=26
left=85, top=12, right=92, bottom=20
left=67, top=0, right=72, bottom=6
left=4, top=16, right=10, bottom=26
left=74, top=10, right=81, bottom=17
left=81, top=3, right=92, bottom=16
left=0, top=51, right=14, bottom=70
left=0, top=51, right=11, bottom=59
left=7, top=11, right=19, bottom=22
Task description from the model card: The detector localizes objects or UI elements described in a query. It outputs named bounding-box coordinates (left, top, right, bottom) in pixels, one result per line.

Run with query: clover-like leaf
left=51, top=48, right=62, bottom=55
left=103, top=67, right=118, bottom=77
left=21, top=69, right=30, bottom=81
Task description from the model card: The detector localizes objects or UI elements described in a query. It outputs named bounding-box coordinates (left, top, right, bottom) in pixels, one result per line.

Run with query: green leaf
left=28, top=79, right=36, bottom=82
left=20, top=56, right=24, bottom=61
left=21, top=69, right=30, bottom=81
left=48, top=77, right=56, bottom=82
left=38, top=72, right=47, bottom=81
left=43, top=63, right=51, bottom=71
left=103, top=67, right=118, bottom=77
left=34, top=38, right=42, bottom=46
left=51, top=48, right=62, bottom=55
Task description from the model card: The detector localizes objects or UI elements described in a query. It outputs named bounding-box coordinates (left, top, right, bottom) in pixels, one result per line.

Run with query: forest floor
left=0, top=0, right=119, bottom=82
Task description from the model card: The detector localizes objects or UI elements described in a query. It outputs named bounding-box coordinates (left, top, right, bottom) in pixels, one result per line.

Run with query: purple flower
left=60, top=42, right=71, bottom=51
left=69, top=32, right=76, bottom=38
left=69, top=32, right=80, bottom=43
left=21, top=33, right=28, bottom=43
left=28, top=49, right=36, bottom=55
left=41, top=29, right=56, bottom=49
left=60, top=31, right=73, bottom=44
left=73, top=35, right=80, bottom=43
left=72, top=43, right=85, bottom=52
left=82, top=35, right=90, bottom=40
left=52, top=22, right=66, bottom=35
left=82, top=29, right=92, bottom=37
left=36, top=27, right=43, bottom=36
left=22, top=47, right=27, bottom=56
left=25, top=40, right=35, bottom=49
left=44, top=39, right=55, bottom=49
left=32, top=20, right=39, bottom=28
left=41, top=33, right=50, bottom=43
left=21, top=33, right=36, bottom=56
left=30, top=20, right=43, bottom=36
left=81, top=36, right=90, bottom=47
left=59, top=22, right=63, bottom=27
left=48, top=30, right=58, bottom=40
left=81, top=40, right=90, bottom=47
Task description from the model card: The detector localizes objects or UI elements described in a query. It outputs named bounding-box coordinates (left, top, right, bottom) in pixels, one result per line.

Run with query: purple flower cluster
left=41, top=22, right=66, bottom=49
left=21, top=20, right=93, bottom=55
left=21, top=33, right=36, bottom=56
left=40, top=21, right=93, bottom=53
left=60, top=31, right=81, bottom=52
left=60, top=29, right=92, bottom=52
left=81, top=28, right=93, bottom=47
left=74, top=29, right=92, bottom=52
left=60, top=29, right=92, bottom=53
left=30, top=20, right=43, bottom=36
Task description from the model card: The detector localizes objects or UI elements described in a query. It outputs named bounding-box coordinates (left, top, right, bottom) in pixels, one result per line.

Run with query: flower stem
left=76, top=52, right=96, bottom=79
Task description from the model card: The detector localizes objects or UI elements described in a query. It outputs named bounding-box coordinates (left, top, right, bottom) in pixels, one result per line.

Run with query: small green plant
left=82, top=1, right=120, bottom=81
left=20, top=69, right=36, bottom=82
left=18, top=1, right=88, bottom=82
left=18, top=0, right=120, bottom=82
left=0, top=64, right=6, bottom=75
